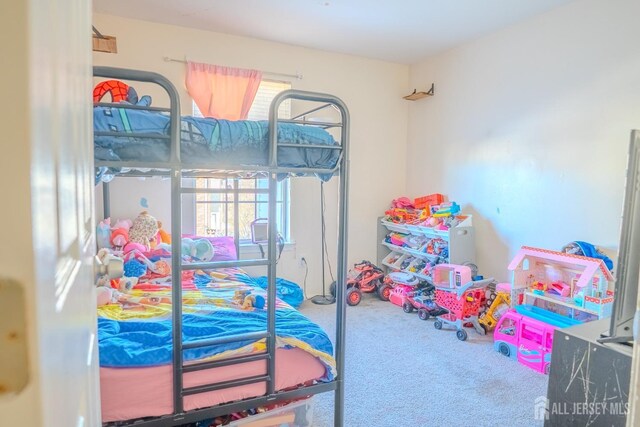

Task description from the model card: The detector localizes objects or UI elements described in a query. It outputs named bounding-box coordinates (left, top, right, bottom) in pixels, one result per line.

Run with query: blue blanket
left=97, top=270, right=335, bottom=380
left=94, top=106, right=340, bottom=176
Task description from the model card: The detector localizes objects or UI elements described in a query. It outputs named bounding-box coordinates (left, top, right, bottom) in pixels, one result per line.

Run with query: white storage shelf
left=377, top=215, right=476, bottom=284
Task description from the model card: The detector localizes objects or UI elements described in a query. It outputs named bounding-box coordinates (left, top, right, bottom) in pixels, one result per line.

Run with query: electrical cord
left=301, top=257, right=309, bottom=298
left=321, top=181, right=335, bottom=282
left=311, top=181, right=335, bottom=305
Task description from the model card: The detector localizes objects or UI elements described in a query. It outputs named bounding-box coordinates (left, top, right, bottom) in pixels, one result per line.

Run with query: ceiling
left=94, top=0, right=575, bottom=64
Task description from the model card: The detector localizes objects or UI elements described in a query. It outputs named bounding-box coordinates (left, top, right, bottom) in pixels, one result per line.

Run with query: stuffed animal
left=96, top=286, right=115, bottom=307
left=111, top=228, right=129, bottom=250
left=113, top=218, right=133, bottom=230
left=97, top=218, right=112, bottom=249
left=129, top=211, right=159, bottom=250
left=96, top=248, right=124, bottom=279
left=124, top=258, right=147, bottom=278
left=233, top=289, right=265, bottom=310
left=182, top=238, right=215, bottom=261
left=112, top=276, right=138, bottom=293
left=242, top=294, right=256, bottom=309
left=156, top=221, right=171, bottom=245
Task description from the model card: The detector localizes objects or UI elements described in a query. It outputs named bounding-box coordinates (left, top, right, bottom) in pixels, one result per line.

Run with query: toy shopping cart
left=433, top=278, right=494, bottom=341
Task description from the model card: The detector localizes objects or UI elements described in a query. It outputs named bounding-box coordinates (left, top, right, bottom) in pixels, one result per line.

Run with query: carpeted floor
left=299, top=296, right=548, bottom=427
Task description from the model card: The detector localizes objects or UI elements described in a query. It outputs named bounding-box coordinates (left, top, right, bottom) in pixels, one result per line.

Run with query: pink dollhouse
left=508, top=246, right=614, bottom=322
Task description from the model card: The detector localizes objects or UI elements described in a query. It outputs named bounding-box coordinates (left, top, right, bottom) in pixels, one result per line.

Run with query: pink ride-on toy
left=387, top=272, right=420, bottom=307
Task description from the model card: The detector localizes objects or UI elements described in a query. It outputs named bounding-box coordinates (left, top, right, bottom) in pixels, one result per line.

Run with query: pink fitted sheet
left=100, top=348, right=326, bottom=423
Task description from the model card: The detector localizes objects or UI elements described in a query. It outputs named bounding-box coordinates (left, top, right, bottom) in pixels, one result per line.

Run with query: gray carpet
left=300, top=296, right=548, bottom=427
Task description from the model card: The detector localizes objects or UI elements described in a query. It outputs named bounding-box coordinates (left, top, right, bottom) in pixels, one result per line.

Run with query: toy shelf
left=377, top=215, right=476, bottom=284
left=380, top=241, right=440, bottom=262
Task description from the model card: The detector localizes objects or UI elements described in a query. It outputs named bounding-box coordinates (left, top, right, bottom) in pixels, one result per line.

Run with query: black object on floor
left=546, top=318, right=631, bottom=426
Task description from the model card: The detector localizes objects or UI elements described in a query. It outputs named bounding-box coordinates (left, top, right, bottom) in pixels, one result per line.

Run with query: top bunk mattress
left=94, top=106, right=341, bottom=170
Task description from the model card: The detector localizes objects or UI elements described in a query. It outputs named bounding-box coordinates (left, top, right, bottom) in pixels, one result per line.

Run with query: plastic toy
left=478, top=291, right=511, bottom=332
left=414, top=193, right=444, bottom=210
left=432, top=202, right=460, bottom=218
left=330, top=260, right=389, bottom=306
left=432, top=264, right=472, bottom=289
left=431, top=264, right=494, bottom=341
left=391, top=197, right=415, bottom=209
left=530, top=281, right=547, bottom=295
left=387, top=272, right=420, bottom=306
left=384, top=208, right=418, bottom=224
left=548, top=281, right=571, bottom=297
left=401, top=284, right=447, bottom=320
left=508, top=246, right=615, bottom=320
left=493, top=305, right=581, bottom=374
left=389, top=283, right=414, bottom=307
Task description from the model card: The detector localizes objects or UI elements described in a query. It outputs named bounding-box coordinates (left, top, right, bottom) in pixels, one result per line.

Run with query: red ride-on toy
left=330, top=260, right=391, bottom=306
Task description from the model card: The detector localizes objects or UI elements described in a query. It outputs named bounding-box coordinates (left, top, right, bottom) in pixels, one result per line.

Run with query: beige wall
left=406, top=0, right=640, bottom=282
left=93, top=13, right=409, bottom=296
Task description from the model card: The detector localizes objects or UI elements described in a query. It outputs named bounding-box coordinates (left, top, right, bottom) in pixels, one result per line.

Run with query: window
left=194, top=177, right=289, bottom=242
left=193, top=80, right=292, bottom=243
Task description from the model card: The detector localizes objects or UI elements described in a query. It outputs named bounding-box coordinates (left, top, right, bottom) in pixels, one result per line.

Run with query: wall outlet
left=299, top=256, right=307, bottom=267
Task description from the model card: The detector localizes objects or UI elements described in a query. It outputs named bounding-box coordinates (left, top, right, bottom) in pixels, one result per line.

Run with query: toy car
left=330, top=260, right=390, bottom=306
left=401, top=285, right=447, bottom=320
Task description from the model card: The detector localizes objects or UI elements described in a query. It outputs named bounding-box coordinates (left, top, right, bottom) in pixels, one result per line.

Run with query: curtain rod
left=163, top=56, right=303, bottom=80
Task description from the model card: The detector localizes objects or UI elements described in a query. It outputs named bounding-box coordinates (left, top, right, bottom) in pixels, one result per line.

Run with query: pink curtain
left=185, top=61, right=262, bottom=121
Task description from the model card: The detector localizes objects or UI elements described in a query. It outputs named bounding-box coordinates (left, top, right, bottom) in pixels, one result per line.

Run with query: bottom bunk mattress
left=100, top=347, right=325, bottom=422
left=97, top=264, right=335, bottom=423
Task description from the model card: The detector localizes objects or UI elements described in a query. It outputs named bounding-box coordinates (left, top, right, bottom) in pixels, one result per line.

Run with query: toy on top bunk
left=93, top=79, right=151, bottom=106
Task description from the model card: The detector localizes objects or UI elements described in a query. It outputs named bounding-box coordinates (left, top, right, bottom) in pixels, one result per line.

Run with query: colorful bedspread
left=97, top=267, right=335, bottom=380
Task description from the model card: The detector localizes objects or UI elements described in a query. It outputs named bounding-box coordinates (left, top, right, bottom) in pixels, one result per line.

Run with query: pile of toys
left=384, top=194, right=464, bottom=232
left=382, top=195, right=619, bottom=376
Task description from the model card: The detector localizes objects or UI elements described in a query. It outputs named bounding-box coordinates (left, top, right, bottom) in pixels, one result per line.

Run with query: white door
left=0, top=1, right=98, bottom=427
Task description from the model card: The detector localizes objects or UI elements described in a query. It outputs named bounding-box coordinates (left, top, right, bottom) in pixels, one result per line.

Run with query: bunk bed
left=93, top=66, right=349, bottom=427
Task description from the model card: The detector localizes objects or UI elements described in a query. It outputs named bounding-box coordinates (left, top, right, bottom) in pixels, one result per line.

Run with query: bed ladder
left=170, top=172, right=282, bottom=418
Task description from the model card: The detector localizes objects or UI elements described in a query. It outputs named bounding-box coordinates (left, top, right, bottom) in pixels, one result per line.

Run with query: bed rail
left=93, top=67, right=347, bottom=177
left=94, top=66, right=349, bottom=427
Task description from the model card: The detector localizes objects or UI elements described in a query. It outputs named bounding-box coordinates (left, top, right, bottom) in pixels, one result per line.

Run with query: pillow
left=182, top=235, right=237, bottom=261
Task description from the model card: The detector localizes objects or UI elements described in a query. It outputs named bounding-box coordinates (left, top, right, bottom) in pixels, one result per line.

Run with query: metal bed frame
left=94, top=66, right=349, bottom=427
